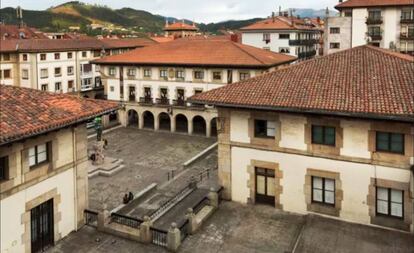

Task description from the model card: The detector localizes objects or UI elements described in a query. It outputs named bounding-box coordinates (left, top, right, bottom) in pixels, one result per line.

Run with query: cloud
left=1, top=0, right=339, bottom=23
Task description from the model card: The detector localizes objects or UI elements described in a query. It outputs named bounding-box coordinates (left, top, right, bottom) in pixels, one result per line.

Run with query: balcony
left=366, top=17, right=383, bottom=25
left=298, top=50, right=317, bottom=59
left=139, top=97, right=153, bottom=105
left=172, top=99, right=187, bottom=107
left=128, top=95, right=136, bottom=102
left=80, top=84, right=92, bottom=91
left=156, top=98, right=170, bottom=106
left=400, top=17, right=414, bottom=24
left=289, top=39, right=318, bottom=46
left=368, top=33, right=382, bottom=41
left=400, top=32, right=414, bottom=40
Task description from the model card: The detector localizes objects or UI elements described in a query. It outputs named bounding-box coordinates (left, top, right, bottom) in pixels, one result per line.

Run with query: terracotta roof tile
left=93, top=39, right=296, bottom=68
left=0, top=85, right=119, bottom=145
left=336, top=0, right=414, bottom=9
left=164, top=22, right=198, bottom=31
left=0, top=24, right=48, bottom=39
left=190, top=46, right=414, bottom=122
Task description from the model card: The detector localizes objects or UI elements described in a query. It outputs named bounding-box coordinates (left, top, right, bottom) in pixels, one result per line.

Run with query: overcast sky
left=4, top=0, right=340, bottom=23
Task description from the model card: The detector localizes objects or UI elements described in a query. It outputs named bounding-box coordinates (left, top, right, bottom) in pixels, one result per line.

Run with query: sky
left=3, top=0, right=340, bottom=23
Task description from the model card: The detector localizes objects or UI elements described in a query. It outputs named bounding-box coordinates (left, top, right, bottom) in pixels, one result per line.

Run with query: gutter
left=187, top=100, right=414, bottom=123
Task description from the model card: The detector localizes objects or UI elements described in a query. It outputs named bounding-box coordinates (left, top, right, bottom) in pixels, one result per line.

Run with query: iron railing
left=179, top=219, right=189, bottom=242
left=111, top=212, right=143, bottom=229
left=84, top=209, right=98, bottom=227
left=139, top=97, right=153, bottom=105
left=156, top=98, right=170, bottom=105
left=366, top=17, right=383, bottom=24
left=150, top=227, right=168, bottom=247
left=172, top=99, right=186, bottom=107
left=289, top=39, right=318, bottom=46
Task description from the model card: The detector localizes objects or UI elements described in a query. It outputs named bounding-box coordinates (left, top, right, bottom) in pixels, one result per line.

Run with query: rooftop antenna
left=16, top=6, right=24, bottom=28
left=278, top=6, right=282, bottom=16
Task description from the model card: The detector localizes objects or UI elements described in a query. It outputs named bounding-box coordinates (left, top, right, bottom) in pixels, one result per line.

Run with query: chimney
left=230, top=34, right=238, bottom=43
left=317, top=16, right=321, bottom=23
left=278, top=6, right=282, bottom=16
left=272, top=12, right=275, bottom=22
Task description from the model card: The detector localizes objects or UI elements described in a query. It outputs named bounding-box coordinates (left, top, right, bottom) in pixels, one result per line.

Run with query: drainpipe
left=72, top=127, right=79, bottom=230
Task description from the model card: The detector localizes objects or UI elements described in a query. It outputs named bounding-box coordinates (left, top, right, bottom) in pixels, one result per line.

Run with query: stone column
left=208, top=188, right=219, bottom=208
left=186, top=208, right=198, bottom=234
left=97, top=208, right=110, bottom=232
left=206, top=119, right=211, bottom=137
left=138, top=113, right=144, bottom=129
left=171, top=115, right=176, bottom=133
left=154, top=114, right=160, bottom=131
left=167, top=222, right=181, bottom=252
left=188, top=119, right=194, bottom=135
left=139, top=216, right=153, bottom=244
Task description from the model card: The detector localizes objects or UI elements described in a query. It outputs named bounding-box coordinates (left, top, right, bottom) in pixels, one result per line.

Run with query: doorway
left=255, top=167, right=275, bottom=206
left=31, top=199, right=54, bottom=253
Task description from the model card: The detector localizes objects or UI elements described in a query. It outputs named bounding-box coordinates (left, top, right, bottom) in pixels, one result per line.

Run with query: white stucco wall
left=383, top=8, right=400, bottom=49
left=352, top=8, right=369, bottom=47
left=0, top=169, right=75, bottom=253
left=279, top=114, right=307, bottom=151
left=230, top=111, right=250, bottom=143
left=340, top=120, right=371, bottom=159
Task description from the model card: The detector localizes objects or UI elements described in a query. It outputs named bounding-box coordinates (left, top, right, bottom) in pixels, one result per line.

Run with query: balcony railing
left=289, top=39, right=318, bottom=46
left=156, top=98, right=170, bottom=106
left=400, top=17, right=414, bottom=24
left=172, top=99, right=186, bottom=107
left=368, top=33, right=382, bottom=41
left=129, top=95, right=136, bottom=102
left=298, top=50, right=317, bottom=59
left=400, top=32, right=414, bottom=40
left=366, top=17, right=383, bottom=25
left=139, top=97, right=153, bottom=105
left=80, top=84, right=92, bottom=91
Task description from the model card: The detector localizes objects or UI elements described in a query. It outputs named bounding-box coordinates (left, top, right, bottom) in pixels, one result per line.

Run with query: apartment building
left=325, top=0, right=414, bottom=55
left=93, top=38, right=296, bottom=137
left=240, top=14, right=323, bottom=60
left=0, top=85, right=118, bottom=253
left=0, top=38, right=156, bottom=98
left=190, top=46, right=414, bottom=233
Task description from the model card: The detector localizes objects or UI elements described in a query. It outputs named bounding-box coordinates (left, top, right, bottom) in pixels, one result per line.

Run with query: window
left=54, top=53, right=60, bottom=60
left=82, top=51, right=87, bottom=58
left=330, top=27, right=340, bottom=34
left=312, top=176, right=335, bottom=205
left=344, top=10, right=352, bottom=17
left=55, top=82, right=61, bottom=92
left=68, top=80, right=74, bottom=90
left=279, top=34, right=290, bottom=39
left=143, top=68, right=152, bottom=77
left=175, top=70, right=185, bottom=80
left=401, top=9, right=414, bottom=21
left=22, top=54, right=28, bottom=61
left=194, top=89, right=203, bottom=95
left=239, top=72, right=250, bottom=81
left=330, top=43, right=340, bottom=49
left=376, top=132, right=405, bottom=154
left=67, top=66, right=74, bottom=76
left=279, top=47, right=290, bottom=53
left=93, top=50, right=101, bottom=57
left=67, top=52, right=73, bottom=59
left=263, top=33, right=271, bottom=42
left=40, top=68, right=48, bottom=79
left=311, top=125, right=336, bottom=146
left=3, top=53, right=10, bottom=61
left=40, top=54, right=46, bottom=61
left=0, top=156, right=8, bottom=181
left=194, top=70, right=204, bottom=80
left=29, top=143, right=48, bottom=168
left=368, top=26, right=381, bottom=37
left=376, top=187, right=403, bottom=218
left=213, top=71, right=222, bottom=81
left=54, top=67, right=61, bottom=77
left=82, top=64, right=92, bottom=73
left=254, top=119, right=276, bottom=138
left=159, top=69, right=168, bottom=79
left=22, top=69, right=29, bottom=80
left=41, top=84, right=48, bottom=91
left=109, top=67, right=116, bottom=76
left=127, top=68, right=136, bottom=77
left=368, top=10, right=382, bottom=20
left=110, top=86, right=115, bottom=92
left=3, top=69, right=11, bottom=79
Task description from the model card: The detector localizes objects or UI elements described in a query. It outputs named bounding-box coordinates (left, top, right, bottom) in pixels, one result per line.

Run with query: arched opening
left=159, top=112, right=171, bottom=131
left=127, top=110, right=138, bottom=127
left=143, top=111, right=154, bottom=129
left=175, top=114, right=188, bottom=133
left=211, top=118, right=218, bottom=137
left=193, top=116, right=206, bottom=136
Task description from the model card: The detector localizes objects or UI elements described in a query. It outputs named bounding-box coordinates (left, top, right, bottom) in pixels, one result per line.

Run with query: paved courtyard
left=50, top=201, right=414, bottom=253
left=88, top=127, right=216, bottom=211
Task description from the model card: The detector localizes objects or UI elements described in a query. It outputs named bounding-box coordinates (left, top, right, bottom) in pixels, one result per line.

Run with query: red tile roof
left=189, top=46, right=414, bottom=122
left=0, top=85, right=119, bottom=145
left=240, top=16, right=319, bottom=31
left=0, top=38, right=157, bottom=53
left=336, top=0, right=414, bottom=9
left=93, top=39, right=296, bottom=68
left=164, top=22, right=198, bottom=31
left=0, top=24, right=48, bottom=40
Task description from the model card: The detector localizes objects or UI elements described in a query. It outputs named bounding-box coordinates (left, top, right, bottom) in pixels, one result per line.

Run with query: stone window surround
left=368, top=122, right=413, bottom=167
left=247, top=160, right=283, bottom=209
left=305, top=117, right=343, bottom=156
left=21, top=188, right=62, bottom=253
left=248, top=111, right=281, bottom=149
left=304, top=168, right=343, bottom=217
left=367, top=178, right=412, bottom=231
